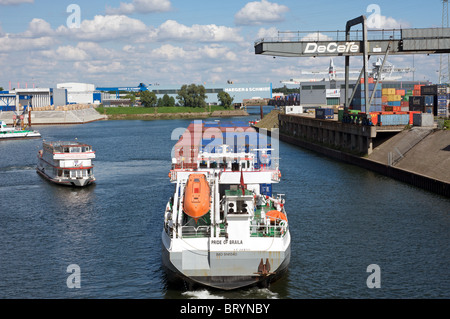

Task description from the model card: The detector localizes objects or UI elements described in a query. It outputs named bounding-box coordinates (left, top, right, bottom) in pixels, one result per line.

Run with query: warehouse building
left=57, top=83, right=100, bottom=105
left=149, top=83, right=272, bottom=105
left=0, top=88, right=54, bottom=111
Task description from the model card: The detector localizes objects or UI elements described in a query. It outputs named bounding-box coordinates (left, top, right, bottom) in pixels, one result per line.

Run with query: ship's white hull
left=161, top=229, right=291, bottom=290
left=36, top=161, right=95, bottom=187
left=0, top=131, right=41, bottom=140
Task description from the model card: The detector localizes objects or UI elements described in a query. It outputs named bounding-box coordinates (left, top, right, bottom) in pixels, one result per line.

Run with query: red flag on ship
left=240, top=169, right=246, bottom=196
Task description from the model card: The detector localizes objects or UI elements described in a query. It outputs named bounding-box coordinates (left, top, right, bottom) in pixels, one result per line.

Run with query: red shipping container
left=396, top=89, right=405, bottom=96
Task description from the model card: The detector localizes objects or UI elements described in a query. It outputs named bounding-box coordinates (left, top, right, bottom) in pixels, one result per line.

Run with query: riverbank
left=256, top=110, right=450, bottom=197
left=0, top=107, right=249, bottom=125
left=102, top=109, right=249, bottom=120
left=0, top=107, right=107, bottom=125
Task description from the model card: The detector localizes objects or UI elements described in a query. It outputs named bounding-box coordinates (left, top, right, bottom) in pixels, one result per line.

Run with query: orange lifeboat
left=183, top=174, right=211, bottom=222
left=266, top=210, right=288, bottom=224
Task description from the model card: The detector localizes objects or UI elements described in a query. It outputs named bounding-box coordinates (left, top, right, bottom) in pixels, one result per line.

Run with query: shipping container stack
left=382, top=89, right=411, bottom=112
left=269, top=93, right=300, bottom=107
left=408, top=84, right=449, bottom=117
left=286, top=93, right=300, bottom=106
left=350, top=78, right=382, bottom=112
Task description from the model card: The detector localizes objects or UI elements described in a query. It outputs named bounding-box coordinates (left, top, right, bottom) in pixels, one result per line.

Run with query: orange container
left=360, top=77, right=375, bottom=84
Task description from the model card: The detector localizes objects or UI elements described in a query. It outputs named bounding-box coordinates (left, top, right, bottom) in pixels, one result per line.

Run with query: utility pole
left=439, top=0, right=449, bottom=84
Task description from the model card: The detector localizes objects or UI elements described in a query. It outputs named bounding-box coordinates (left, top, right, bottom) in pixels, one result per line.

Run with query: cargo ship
left=0, top=121, right=41, bottom=140
left=162, top=120, right=291, bottom=290
left=37, top=141, right=96, bottom=187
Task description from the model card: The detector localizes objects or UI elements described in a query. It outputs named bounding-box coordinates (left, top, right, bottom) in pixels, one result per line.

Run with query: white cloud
left=367, top=14, right=409, bottom=29
left=41, top=45, right=89, bottom=61
left=57, top=15, right=148, bottom=42
left=256, top=27, right=279, bottom=39
left=0, top=0, right=33, bottom=5
left=106, top=0, right=172, bottom=15
left=301, top=32, right=333, bottom=41
left=23, top=18, right=54, bottom=37
left=150, top=20, right=244, bottom=43
left=151, top=44, right=187, bottom=60
left=0, top=35, right=55, bottom=52
left=74, top=61, right=124, bottom=74
left=235, top=0, right=289, bottom=26
left=151, top=44, right=238, bottom=62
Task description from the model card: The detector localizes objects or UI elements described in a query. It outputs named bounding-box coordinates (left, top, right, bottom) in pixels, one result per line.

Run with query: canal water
left=0, top=112, right=449, bottom=299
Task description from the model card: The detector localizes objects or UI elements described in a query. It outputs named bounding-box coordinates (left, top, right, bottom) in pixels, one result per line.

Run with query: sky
left=0, top=0, right=446, bottom=90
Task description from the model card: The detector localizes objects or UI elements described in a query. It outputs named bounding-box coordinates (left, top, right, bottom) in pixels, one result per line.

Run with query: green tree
left=0, top=87, right=4, bottom=92
left=140, top=90, right=157, bottom=107
left=169, top=96, right=176, bottom=107
left=124, top=93, right=136, bottom=106
left=162, top=94, right=174, bottom=107
left=218, top=91, right=234, bottom=109
left=177, top=84, right=207, bottom=108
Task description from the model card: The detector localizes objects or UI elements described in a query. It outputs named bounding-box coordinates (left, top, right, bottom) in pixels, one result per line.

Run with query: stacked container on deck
left=174, top=121, right=267, bottom=170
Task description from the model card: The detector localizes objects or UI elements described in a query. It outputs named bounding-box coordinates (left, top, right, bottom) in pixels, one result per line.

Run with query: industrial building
left=57, top=83, right=100, bottom=105
left=1, top=82, right=273, bottom=111
left=148, top=83, right=272, bottom=105
left=297, top=80, right=432, bottom=107
left=0, top=88, right=54, bottom=111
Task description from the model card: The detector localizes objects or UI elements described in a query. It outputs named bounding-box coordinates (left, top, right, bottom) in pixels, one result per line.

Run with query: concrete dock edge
left=278, top=132, right=450, bottom=197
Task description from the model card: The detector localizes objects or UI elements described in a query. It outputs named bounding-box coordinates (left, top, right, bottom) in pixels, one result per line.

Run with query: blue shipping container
left=378, top=114, right=410, bottom=126
left=316, top=108, right=334, bottom=119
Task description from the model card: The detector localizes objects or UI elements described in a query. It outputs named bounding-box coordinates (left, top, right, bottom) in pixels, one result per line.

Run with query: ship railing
left=181, top=226, right=211, bottom=238
left=250, top=219, right=288, bottom=238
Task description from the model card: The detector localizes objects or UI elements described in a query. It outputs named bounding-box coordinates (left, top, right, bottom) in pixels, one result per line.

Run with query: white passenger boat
left=162, top=121, right=290, bottom=290
left=37, top=141, right=96, bottom=187
left=0, top=121, right=41, bottom=140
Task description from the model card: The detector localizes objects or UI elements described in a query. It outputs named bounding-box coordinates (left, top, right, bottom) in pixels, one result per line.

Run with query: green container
left=338, top=109, right=344, bottom=122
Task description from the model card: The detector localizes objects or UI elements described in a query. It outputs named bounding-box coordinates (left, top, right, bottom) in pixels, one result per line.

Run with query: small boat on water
left=0, top=121, right=41, bottom=140
left=37, top=141, right=96, bottom=187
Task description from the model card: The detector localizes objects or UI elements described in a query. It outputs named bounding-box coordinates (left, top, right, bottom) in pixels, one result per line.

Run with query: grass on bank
left=95, top=105, right=231, bottom=115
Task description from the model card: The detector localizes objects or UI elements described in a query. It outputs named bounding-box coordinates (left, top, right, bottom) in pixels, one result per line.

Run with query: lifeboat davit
left=183, top=174, right=211, bottom=222
left=266, top=210, right=288, bottom=224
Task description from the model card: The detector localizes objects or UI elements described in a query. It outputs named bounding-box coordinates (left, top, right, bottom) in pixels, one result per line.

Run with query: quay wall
left=0, top=108, right=107, bottom=125
left=273, top=113, right=449, bottom=197
left=279, top=132, right=449, bottom=197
